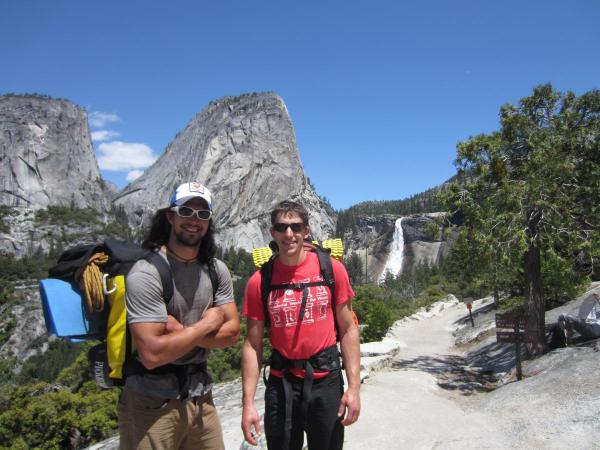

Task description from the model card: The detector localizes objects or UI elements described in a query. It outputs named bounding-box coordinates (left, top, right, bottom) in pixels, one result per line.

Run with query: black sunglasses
left=273, top=222, right=305, bottom=233
left=171, top=206, right=212, bottom=220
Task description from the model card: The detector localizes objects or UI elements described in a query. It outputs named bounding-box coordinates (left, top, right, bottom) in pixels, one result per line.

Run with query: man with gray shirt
left=118, top=181, right=240, bottom=450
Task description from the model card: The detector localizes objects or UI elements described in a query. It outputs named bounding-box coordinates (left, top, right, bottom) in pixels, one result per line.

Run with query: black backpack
left=260, top=240, right=337, bottom=331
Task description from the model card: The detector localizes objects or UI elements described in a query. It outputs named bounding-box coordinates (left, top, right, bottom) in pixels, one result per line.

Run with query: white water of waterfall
left=378, top=217, right=404, bottom=283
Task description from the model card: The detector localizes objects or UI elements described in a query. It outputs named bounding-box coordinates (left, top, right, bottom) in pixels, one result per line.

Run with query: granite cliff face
left=0, top=94, right=111, bottom=210
left=0, top=93, right=334, bottom=256
left=114, top=93, right=334, bottom=250
left=402, top=213, right=453, bottom=269
left=0, top=95, right=113, bottom=256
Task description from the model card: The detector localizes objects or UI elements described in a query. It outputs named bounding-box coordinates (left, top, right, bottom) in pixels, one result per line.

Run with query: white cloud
left=89, top=111, right=120, bottom=128
left=91, top=130, right=121, bottom=142
left=126, top=170, right=144, bottom=182
left=96, top=141, right=157, bottom=171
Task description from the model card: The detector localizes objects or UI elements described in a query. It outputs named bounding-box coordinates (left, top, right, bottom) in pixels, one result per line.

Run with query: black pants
left=264, top=370, right=344, bottom=450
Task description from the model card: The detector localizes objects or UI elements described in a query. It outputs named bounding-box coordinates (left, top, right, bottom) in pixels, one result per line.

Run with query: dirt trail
left=87, top=290, right=600, bottom=450
left=344, top=300, right=515, bottom=449
left=219, top=299, right=514, bottom=449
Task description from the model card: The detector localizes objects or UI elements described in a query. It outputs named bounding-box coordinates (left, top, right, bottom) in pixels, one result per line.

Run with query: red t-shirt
left=243, top=251, right=355, bottom=378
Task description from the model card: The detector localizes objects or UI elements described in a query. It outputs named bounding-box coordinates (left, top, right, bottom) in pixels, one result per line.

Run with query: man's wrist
left=190, top=319, right=217, bottom=337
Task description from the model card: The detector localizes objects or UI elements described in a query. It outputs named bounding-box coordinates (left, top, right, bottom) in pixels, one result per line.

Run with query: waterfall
left=378, top=217, right=404, bottom=283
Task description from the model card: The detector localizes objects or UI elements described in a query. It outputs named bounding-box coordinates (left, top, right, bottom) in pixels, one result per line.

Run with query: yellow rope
left=75, top=252, right=109, bottom=312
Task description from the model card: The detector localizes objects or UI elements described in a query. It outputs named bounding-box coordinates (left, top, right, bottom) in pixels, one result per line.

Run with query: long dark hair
left=142, top=207, right=217, bottom=263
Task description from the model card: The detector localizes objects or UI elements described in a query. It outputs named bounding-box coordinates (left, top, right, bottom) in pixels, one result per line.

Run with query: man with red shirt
left=241, top=200, right=360, bottom=450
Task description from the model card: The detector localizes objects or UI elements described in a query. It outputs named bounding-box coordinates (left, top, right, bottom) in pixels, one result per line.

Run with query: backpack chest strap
left=268, top=280, right=329, bottom=291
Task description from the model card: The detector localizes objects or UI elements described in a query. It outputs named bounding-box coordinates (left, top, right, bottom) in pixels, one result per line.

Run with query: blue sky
left=2, top=1, right=599, bottom=210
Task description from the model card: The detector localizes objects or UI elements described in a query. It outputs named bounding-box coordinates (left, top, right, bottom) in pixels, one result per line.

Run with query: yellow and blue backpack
left=40, top=238, right=218, bottom=388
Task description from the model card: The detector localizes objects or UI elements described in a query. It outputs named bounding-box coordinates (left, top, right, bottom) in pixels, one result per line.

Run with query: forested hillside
left=336, top=186, right=443, bottom=235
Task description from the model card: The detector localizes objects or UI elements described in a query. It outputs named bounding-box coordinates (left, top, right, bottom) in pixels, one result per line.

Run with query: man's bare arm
left=196, top=302, right=240, bottom=349
left=130, top=306, right=225, bottom=369
left=336, top=300, right=361, bottom=426
left=241, top=319, right=264, bottom=445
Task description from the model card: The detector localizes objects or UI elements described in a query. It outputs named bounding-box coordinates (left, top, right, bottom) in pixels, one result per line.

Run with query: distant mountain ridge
left=0, top=92, right=335, bottom=255
left=114, top=92, right=335, bottom=251
left=336, top=185, right=444, bottom=237
left=0, top=92, right=446, bottom=274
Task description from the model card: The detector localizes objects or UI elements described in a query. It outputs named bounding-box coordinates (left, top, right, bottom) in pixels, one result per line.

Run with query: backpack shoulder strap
left=260, top=257, right=276, bottom=329
left=143, top=251, right=174, bottom=304
left=314, top=245, right=335, bottom=298
left=207, top=258, right=219, bottom=303
left=313, top=244, right=340, bottom=337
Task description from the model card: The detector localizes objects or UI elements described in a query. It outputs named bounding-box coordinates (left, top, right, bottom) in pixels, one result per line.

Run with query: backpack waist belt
left=269, top=345, right=341, bottom=450
left=124, top=360, right=208, bottom=399
left=270, top=344, right=341, bottom=372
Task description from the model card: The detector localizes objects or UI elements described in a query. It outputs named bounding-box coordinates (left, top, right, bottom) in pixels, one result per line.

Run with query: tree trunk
left=493, top=284, right=499, bottom=309
left=524, top=243, right=546, bottom=356
left=492, top=250, right=500, bottom=308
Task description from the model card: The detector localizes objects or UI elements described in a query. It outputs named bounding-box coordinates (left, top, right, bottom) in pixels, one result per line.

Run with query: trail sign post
left=495, top=311, right=527, bottom=380
left=462, top=297, right=475, bottom=327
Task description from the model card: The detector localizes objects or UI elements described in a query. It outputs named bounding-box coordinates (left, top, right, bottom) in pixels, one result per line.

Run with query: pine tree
left=442, top=84, right=600, bottom=354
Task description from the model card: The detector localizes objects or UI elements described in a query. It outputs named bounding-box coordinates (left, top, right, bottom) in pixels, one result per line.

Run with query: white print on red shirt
left=268, top=275, right=330, bottom=328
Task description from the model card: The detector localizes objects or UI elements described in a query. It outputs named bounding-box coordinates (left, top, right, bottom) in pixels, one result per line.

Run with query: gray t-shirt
left=124, top=252, right=234, bottom=398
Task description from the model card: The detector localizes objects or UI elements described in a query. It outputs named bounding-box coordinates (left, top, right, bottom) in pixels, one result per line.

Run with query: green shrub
left=18, top=340, right=82, bottom=384
left=353, top=285, right=394, bottom=342
left=208, top=343, right=242, bottom=382
left=0, top=206, right=15, bottom=233
left=0, top=251, right=56, bottom=282
left=35, top=205, right=101, bottom=226
left=0, top=382, right=118, bottom=450
left=542, top=249, right=588, bottom=309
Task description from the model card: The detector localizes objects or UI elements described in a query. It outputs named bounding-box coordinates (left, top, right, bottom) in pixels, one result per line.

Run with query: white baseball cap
left=170, top=182, right=213, bottom=210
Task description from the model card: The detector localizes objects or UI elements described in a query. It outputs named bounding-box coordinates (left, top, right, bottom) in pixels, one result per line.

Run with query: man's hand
left=241, top=403, right=262, bottom=445
left=338, top=386, right=360, bottom=426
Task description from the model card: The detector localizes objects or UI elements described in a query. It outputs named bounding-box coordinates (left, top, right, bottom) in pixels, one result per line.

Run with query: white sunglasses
left=170, top=206, right=212, bottom=220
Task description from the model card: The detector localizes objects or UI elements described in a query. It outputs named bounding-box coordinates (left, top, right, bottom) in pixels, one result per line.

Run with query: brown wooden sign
left=495, top=312, right=527, bottom=331
left=494, top=310, right=529, bottom=381
left=496, top=330, right=524, bottom=343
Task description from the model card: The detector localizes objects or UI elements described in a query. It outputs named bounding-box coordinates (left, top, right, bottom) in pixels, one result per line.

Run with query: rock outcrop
left=0, top=94, right=111, bottom=211
left=0, top=283, right=48, bottom=366
left=0, top=95, right=114, bottom=256
left=344, top=215, right=396, bottom=281
left=401, top=213, right=450, bottom=269
left=114, top=92, right=335, bottom=251
left=344, top=213, right=453, bottom=280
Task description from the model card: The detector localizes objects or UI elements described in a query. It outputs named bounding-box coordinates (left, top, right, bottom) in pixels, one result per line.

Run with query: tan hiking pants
left=118, top=387, right=225, bottom=450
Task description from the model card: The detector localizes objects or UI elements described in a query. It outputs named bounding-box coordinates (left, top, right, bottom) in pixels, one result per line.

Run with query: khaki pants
left=118, top=387, right=225, bottom=450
